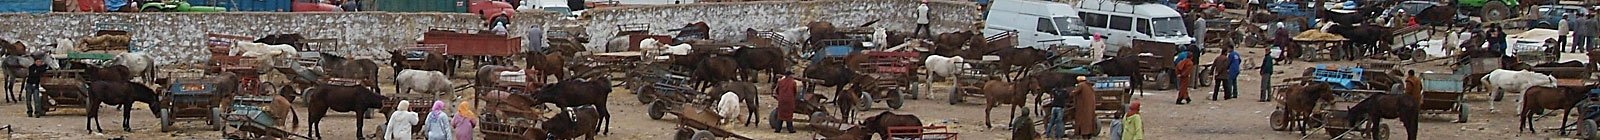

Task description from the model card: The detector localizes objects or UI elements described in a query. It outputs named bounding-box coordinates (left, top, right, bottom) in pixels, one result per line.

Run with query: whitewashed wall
left=580, top=0, right=983, bottom=49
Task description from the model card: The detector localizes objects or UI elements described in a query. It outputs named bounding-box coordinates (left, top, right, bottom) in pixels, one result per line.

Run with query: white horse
left=1482, top=69, right=1558, bottom=112
left=396, top=69, right=453, bottom=97
left=110, top=52, right=155, bottom=83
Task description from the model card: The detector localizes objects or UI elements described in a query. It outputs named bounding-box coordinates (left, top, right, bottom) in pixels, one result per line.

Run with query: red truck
left=470, top=0, right=517, bottom=26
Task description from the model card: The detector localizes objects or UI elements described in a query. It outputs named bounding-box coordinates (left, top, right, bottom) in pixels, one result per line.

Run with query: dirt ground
left=0, top=47, right=1593, bottom=140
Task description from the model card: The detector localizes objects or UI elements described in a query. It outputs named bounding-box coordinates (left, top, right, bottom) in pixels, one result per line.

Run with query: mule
left=993, top=47, right=1053, bottom=81
left=320, top=52, right=382, bottom=93
left=110, top=52, right=155, bottom=83
left=1281, top=82, right=1336, bottom=134
left=543, top=105, right=602, bottom=140
left=710, top=81, right=760, bottom=127
left=473, top=65, right=522, bottom=94
left=395, top=69, right=453, bottom=97
left=85, top=81, right=162, bottom=133
left=1518, top=85, right=1594, bottom=134
left=1095, top=57, right=1145, bottom=93
left=982, top=79, right=1028, bottom=128
left=692, top=55, right=740, bottom=91
left=389, top=49, right=451, bottom=75
left=732, top=46, right=790, bottom=82
left=0, top=55, right=34, bottom=103
left=862, top=111, right=924, bottom=140
left=305, top=83, right=387, bottom=139
left=1347, top=90, right=1421, bottom=140
left=529, top=78, right=614, bottom=134
left=524, top=51, right=567, bottom=80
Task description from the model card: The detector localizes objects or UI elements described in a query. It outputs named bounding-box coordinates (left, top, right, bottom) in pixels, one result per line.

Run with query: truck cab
left=470, top=0, right=517, bottom=26
left=983, top=0, right=1093, bottom=50
left=291, top=0, right=341, bottom=12
left=1077, top=0, right=1195, bottom=51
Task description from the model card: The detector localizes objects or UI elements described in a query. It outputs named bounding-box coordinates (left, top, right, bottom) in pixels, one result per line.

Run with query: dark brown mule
left=710, top=81, right=760, bottom=126
left=1279, top=82, right=1336, bottom=134
left=85, top=81, right=162, bottom=133
left=320, top=52, right=382, bottom=93
left=981, top=79, right=1028, bottom=128
left=732, top=46, right=791, bottom=82
left=1519, top=85, right=1595, bottom=134
left=389, top=49, right=451, bottom=74
left=1347, top=87, right=1421, bottom=140
left=862, top=111, right=924, bottom=140
left=993, top=47, right=1052, bottom=81
left=1096, top=57, right=1145, bottom=93
left=692, top=55, right=740, bottom=91
left=543, top=105, right=603, bottom=140
left=524, top=51, right=568, bottom=80
left=305, top=83, right=387, bottom=139
left=529, top=78, right=614, bottom=134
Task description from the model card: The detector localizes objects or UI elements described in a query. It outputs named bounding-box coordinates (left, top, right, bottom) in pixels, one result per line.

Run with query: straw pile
left=1292, top=30, right=1347, bottom=41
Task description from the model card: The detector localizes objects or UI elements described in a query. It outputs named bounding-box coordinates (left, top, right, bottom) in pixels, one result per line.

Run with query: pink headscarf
left=1093, top=33, right=1103, bottom=41
left=432, top=100, right=448, bottom=112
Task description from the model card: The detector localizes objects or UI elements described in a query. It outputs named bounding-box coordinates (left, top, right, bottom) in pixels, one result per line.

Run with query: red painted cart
left=420, top=28, right=523, bottom=73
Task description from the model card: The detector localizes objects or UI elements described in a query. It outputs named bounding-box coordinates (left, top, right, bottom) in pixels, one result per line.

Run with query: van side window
left=1082, top=13, right=1108, bottom=28
left=1037, top=18, right=1060, bottom=35
left=1109, top=15, right=1132, bottom=31
left=1137, top=18, right=1151, bottom=35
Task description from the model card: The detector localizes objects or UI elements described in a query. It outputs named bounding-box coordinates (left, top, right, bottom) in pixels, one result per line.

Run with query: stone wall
left=0, top=12, right=559, bottom=65
left=581, top=0, right=983, bottom=50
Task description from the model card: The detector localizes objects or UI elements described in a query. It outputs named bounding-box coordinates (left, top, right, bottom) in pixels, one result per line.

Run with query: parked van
left=1076, top=0, right=1195, bottom=50
left=983, top=0, right=1093, bottom=50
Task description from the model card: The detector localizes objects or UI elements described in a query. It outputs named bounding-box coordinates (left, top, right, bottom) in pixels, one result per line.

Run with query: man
left=913, top=0, right=932, bottom=39
left=1578, top=14, right=1594, bottom=52
left=1090, top=33, right=1106, bottom=63
left=1405, top=70, right=1423, bottom=104
left=1559, top=14, right=1570, bottom=53
left=1225, top=47, right=1241, bottom=99
left=772, top=74, right=799, bottom=133
left=1070, top=76, right=1098, bottom=138
left=1211, top=47, right=1232, bottom=101
left=25, top=59, right=46, bottom=117
left=1487, top=24, right=1508, bottom=57
left=527, top=24, right=546, bottom=53
left=1259, top=46, right=1275, bottom=102
left=1046, top=86, right=1069, bottom=138
left=1194, top=17, right=1208, bottom=49
left=1175, top=54, right=1196, bottom=104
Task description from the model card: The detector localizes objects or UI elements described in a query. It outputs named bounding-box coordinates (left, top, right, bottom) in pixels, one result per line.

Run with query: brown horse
left=981, top=79, right=1028, bottom=128
left=543, top=105, right=602, bottom=140
left=473, top=65, right=523, bottom=93
left=710, top=81, right=760, bottom=127
left=85, top=81, right=162, bottom=133
left=993, top=47, right=1053, bottom=81
left=0, top=39, right=25, bottom=56
left=806, top=21, right=843, bottom=49
left=1519, top=85, right=1594, bottom=134
left=320, top=52, right=382, bottom=93
left=692, top=55, right=740, bottom=90
left=1347, top=88, right=1420, bottom=140
left=523, top=51, right=567, bottom=80
left=305, top=82, right=386, bottom=139
left=732, top=46, right=791, bottom=82
left=1279, top=82, right=1335, bottom=134
left=389, top=49, right=451, bottom=75
left=931, top=31, right=983, bottom=58
left=529, top=78, right=614, bottom=134
left=862, top=111, right=924, bottom=140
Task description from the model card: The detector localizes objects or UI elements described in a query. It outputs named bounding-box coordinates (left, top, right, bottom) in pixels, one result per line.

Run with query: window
left=1082, top=13, right=1109, bottom=28
left=1137, top=18, right=1152, bottom=35
left=1109, top=15, right=1132, bottom=31
left=1037, top=18, right=1060, bottom=35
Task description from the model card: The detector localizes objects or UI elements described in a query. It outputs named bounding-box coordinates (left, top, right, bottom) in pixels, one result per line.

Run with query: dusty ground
left=0, top=48, right=1593, bottom=140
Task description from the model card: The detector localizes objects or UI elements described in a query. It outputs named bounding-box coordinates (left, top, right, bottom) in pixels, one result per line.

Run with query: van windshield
left=1152, top=17, right=1188, bottom=37
left=1054, top=17, right=1088, bottom=36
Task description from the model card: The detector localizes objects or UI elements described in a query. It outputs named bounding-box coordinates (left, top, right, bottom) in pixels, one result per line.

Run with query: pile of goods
left=1292, top=30, right=1347, bottom=41
left=80, top=34, right=131, bottom=51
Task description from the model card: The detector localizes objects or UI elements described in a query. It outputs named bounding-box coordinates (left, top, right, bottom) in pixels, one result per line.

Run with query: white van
left=1076, top=0, right=1195, bottom=50
left=983, top=0, right=1094, bottom=50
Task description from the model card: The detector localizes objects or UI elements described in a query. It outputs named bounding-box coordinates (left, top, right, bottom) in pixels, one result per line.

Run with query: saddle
left=324, top=78, right=364, bottom=87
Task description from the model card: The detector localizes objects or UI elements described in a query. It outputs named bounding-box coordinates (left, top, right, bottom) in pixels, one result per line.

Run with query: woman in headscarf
left=452, top=101, right=477, bottom=140
left=423, top=100, right=453, bottom=140
left=384, top=100, right=419, bottom=140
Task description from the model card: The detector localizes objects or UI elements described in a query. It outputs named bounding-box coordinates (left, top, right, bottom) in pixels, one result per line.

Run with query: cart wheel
left=1583, top=120, right=1598, bottom=140
left=636, top=85, right=653, bottom=104
left=857, top=93, right=872, bottom=111
left=1481, top=1, right=1510, bottom=22
left=1158, top=71, right=1172, bottom=90
left=691, top=130, right=716, bottom=140
left=211, top=108, right=225, bottom=130
left=1456, top=104, right=1470, bottom=123
left=888, top=90, right=904, bottom=110
left=948, top=85, right=962, bottom=105
left=160, top=108, right=173, bottom=132
left=674, top=127, right=695, bottom=140
left=649, top=101, right=666, bottom=120
left=768, top=111, right=780, bottom=129
left=1270, top=109, right=1289, bottom=131
left=908, top=82, right=921, bottom=100
left=1375, top=124, right=1391, bottom=140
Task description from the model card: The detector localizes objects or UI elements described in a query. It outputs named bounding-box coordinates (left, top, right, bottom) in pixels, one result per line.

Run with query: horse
left=523, top=51, right=567, bottom=80
left=710, top=81, right=760, bottom=127
left=84, top=81, right=161, bottom=133
left=732, top=46, right=790, bottom=82
left=1483, top=69, right=1557, bottom=111
left=254, top=34, right=308, bottom=50
left=670, top=22, right=713, bottom=43
left=1095, top=56, right=1145, bottom=93
left=993, top=47, right=1053, bottom=81
left=1326, top=24, right=1392, bottom=60
left=110, top=52, right=155, bottom=83
left=862, top=111, right=924, bottom=140
left=692, top=55, right=740, bottom=91
left=931, top=31, right=984, bottom=58
left=806, top=21, right=843, bottom=49
left=529, top=78, right=614, bottom=134
left=305, top=82, right=387, bottom=139
left=982, top=79, right=1029, bottom=128
left=473, top=65, right=522, bottom=93
left=543, top=105, right=602, bottom=140
left=1346, top=88, right=1421, bottom=140
left=1280, top=82, right=1336, bottom=134
left=1414, top=6, right=1460, bottom=32
left=389, top=49, right=451, bottom=75
left=395, top=69, right=453, bottom=97
left=1518, top=85, right=1595, bottom=134
left=319, top=52, right=382, bottom=93
left=0, top=54, right=40, bottom=103
left=0, top=38, right=26, bottom=56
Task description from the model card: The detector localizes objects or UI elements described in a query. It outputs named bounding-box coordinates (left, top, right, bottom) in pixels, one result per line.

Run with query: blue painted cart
left=1419, top=72, right=1470, bottom=123
left=158, top=77, right=225, bottom=132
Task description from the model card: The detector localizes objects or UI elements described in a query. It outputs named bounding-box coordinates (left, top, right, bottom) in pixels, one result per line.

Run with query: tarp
left=0, top=0, right=51, bottom=13
left=106, top=0, right=126, bottom=11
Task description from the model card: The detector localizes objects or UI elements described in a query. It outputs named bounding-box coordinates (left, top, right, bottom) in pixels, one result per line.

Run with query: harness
left=562, top=107, right=580, bottom=123
left=325, top=78, right=364, bottom=86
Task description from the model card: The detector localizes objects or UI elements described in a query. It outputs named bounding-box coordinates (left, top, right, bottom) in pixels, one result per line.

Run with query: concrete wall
left=0, top=12, right=559, bottom=66
left=580, top=0, right=984, bottom=50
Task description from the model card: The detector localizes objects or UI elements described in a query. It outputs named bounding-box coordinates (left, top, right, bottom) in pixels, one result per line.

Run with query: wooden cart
left=887, top=125, right=960, bottom=140
left=948, top=56, right=999, bottom=104
left=636, top=63, right=715, bottom=120
left=31, top=69, right=90, bottom=117
left=1419, top=72, right=1470, bottom=123
left=159, top=76, right=226, bottom=132
left=668, top=104, right=755, bottom=140
left=1091, top=76, right=1133, bottom=119
left=222, top=95, right=310, bottom=140
left=851, top=51, right=916, bottom=110
left=420, top=27, right=524, bottom=70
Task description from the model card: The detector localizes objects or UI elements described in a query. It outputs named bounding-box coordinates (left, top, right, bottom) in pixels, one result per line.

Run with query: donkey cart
left=1418, top=72, right=1470, bottom=123
left=637, top=63, right=715, bottom=120
left=158, top=76, right=226, bottom=132
left=221, top=95, right=309, bottom=139
left=851, top=50, right=916, bottom=110
left=30, top=69, right=90, bottom=117
left=669, top=104, right=755, bottom=140
left=1091, top=76, right=1133, bottom=119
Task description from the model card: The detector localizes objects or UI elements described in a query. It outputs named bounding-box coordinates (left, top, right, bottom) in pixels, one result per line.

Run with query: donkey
left=85, top=81, right=162, bottom=133
left=1347, top=87, right=1421, bottom=140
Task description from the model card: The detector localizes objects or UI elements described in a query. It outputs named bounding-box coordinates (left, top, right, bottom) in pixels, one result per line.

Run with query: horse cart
left=29, top=69, right=90, bottom=117
left=948, top=56, right=1000, bottom=104
left=221, top=95, right=309, bottom=139
left=420, top=27, right=524, bottom=71
left=1418, top=72, right=1470, bottom=123
left=158, top=75, right=226, bottom=132
left=668, top=104, right=755, bottom=140
left=1091, top=76, right=1133, bottom=119
left=850, top=50, right=916, bottom=110
left=636, top=63, right=716, bottom=120
left=1291, top=32, right=1352, bottom=61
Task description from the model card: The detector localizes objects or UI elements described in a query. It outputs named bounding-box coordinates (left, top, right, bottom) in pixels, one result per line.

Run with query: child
left=1123, top=101, right=1144, bottom=140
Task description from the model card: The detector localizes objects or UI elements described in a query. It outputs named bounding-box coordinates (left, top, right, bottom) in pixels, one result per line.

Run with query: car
left=1527, top=5, right=1592, bottom=29
left=1377, top=1, right=1470, bottom=26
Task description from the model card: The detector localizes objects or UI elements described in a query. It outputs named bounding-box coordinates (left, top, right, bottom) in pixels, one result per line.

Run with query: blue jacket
left=1174, top=52, right=1190, bottom=64
left=1227, top=51, right=1241, bottom=78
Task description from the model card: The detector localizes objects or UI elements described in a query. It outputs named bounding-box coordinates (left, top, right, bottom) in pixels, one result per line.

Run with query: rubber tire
left=1481, top=1, right=1510, bottom=22
left=492, top=16, right=510, bottom=28
left=908, top=81, right=921, bottom=100
left=212, top=108, right=225, bottom=130
left=160, top=108, right=173, bottom=132
left=1583, top=120, right=1598, bottom=140
left=648, top=101, right=666, bottom=120
left=690, top=130, right=716, bottom=140
left=857, top=93, right=872, bottom=111
left=768, top=111, right=780, bottom=129
left=1456, top=104, right=1470, bottom=123
left=1159, top=71, right=1173, bottom=90
left=948, top=85, right=962, bottom=105
left=1270, top=109, right=1289, bottom=131
left=636, top=85, right=652, bottom=104
left=1375, top=124, right=1391, bottom=140
left=888, top=89, right=904, bottom=110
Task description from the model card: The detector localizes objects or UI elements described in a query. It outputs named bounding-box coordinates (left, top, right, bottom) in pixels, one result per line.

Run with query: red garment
left=1407, top=17, right=1418, bottom=27
left=1176, top=59, right=1196, bottom=99
left=775, top=76, right=798, bottom=121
